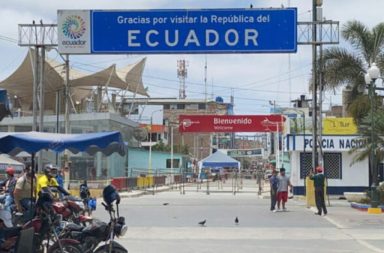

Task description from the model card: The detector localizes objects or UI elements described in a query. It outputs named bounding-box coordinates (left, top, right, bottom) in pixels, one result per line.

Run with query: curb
left=350, top=202, right=384, bottom=213
left=119, top=186, right=173, bottom=199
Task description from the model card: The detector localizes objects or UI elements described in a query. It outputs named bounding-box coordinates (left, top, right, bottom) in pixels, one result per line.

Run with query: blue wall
left=127, top=147, right=185, bottom=176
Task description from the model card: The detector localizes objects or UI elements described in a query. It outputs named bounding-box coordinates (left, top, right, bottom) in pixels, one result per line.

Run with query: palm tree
left=323, top=21, right=384, bottom=193
left=322, top=20, right=384, bottom=123
left=349, top=108, right=384, bottom=185
left=350, top=109, right=384, bottom=159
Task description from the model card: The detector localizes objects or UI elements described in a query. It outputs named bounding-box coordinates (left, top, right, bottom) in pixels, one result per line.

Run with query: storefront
left=286, top=134, right=369, bottom=195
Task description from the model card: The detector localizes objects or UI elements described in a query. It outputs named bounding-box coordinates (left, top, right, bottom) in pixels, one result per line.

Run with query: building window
left=198, top=103, right=206, bottom=110
left=164, top=104, right=170, bottom=110
left=323, top=153, right=342, bottom=179
left=177, top=104, right=185, bottom=110
left=299, top=152, right=342, bottom=179
left=186, top=104, right=198, bottom=110
left=299, top=152, right=312, bottom=179
left=166, top=158, right=180, bottom=168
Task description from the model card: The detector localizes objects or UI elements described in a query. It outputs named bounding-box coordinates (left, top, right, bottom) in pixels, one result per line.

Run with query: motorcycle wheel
left=94, top=245, right=128, bottom=253
left=48, top=241, right=83, bottom=253
left=94, top=248, right=128, bottom=253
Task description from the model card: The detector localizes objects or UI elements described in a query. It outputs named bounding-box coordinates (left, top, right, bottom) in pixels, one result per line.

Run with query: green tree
left=152, top=139, right=170, bottom=152
left=322, top=20, right=384, bottom=123
left=349, top=109, right=384, bottom=178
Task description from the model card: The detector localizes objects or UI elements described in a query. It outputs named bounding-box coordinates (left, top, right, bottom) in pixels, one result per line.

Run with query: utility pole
left=19, top=22, right=57, bottom=171
left=296, top=1, right=339, bottom=176
left=311, top=0, right=318, bottom=170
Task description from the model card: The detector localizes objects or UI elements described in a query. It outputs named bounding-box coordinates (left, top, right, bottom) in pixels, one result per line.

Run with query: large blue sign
left=90, top=9, right=297, bottom=54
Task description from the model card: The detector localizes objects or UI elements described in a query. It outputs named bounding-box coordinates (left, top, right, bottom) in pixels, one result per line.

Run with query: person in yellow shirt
left=36, top=164, right=69, bottom=201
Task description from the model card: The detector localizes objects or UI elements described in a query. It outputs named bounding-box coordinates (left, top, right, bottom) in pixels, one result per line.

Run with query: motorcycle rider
left=13, top=164, right=35, bottom=213
left=0, top=167, right=17, bottom=212
left=36, top=164, right=69, bottom=202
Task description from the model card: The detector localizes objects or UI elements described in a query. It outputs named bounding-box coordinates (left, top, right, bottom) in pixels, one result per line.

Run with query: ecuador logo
left=62, top=15, right=86, bottom=40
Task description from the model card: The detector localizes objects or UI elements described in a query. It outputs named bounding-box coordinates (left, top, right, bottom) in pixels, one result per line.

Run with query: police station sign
left=286, top=135, right=367, bottom=152
left=58, top=8, right=297, bottom=54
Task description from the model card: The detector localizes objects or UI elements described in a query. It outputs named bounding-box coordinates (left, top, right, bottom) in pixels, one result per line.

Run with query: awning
left=0, top=49, right=149, bottom=111
left=0, top=154, right=24, bottom=172
left=199, top=151, right=240, bottom=169
left=0, top=131, right=126, bottom=156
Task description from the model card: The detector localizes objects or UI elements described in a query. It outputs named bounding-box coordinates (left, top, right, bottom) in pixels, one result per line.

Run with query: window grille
left=299, top=152, right=342, bottom=179
left=323, top=153, right=342, bottom=179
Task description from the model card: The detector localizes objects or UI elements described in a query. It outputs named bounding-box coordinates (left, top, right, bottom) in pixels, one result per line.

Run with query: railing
left=111, top=173, right=182, bottom=192
left=67, top=179, right=111, bottom=197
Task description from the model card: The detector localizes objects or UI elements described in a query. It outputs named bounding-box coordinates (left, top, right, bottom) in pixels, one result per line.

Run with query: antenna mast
left=177, top=59, right=188, bottom=99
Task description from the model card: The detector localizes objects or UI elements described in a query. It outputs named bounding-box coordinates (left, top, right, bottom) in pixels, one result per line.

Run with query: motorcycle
left=59, top=186, right=128, bottom=253
left=24, top=198, right=83, bottom=253
left=52, top=195, right=93, bottom=225
left=3, top=196, right=83, bottom=253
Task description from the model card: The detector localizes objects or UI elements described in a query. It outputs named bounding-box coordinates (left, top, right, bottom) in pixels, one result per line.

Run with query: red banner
left=179, top=115, right=285, bottom=133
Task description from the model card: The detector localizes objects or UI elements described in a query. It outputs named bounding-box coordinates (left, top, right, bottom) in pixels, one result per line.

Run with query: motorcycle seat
left=65, top=223, right=84, bottom=231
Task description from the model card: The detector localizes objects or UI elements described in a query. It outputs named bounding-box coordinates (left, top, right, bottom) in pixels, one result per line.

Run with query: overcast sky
left=1, top=0, right=383, bottom=120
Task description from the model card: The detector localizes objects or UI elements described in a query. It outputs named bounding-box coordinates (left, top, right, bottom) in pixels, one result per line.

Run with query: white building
left=286, top=134, right=369, bottom=195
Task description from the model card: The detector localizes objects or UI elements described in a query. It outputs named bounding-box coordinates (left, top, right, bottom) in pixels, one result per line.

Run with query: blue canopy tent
left=0, top=130, right=126, bottom=208
left=0, top=131, right=126, bottom=156
left=198, top=151, right=240, bottom=177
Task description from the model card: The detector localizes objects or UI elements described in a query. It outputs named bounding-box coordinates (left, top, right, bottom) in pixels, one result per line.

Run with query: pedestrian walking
left=275, top=168, right=292, bottom=212
left=309, top=166, right=327, bottom=216
left=269, top=170, right=278, bottom=211
left=256, top=168, right=264, bottom=195
left=80, top=180, right=92, bottom=215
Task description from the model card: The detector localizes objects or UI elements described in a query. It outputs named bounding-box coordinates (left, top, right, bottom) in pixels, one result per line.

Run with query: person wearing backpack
left=79, top=180, right=91, bottom=215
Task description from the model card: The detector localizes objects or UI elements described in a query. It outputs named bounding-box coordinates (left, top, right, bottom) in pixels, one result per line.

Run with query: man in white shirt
left=275, top=168, right=292, bottom=212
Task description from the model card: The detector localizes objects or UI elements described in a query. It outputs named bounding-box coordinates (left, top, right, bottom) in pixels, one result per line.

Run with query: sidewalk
left=118, top=185, right=173, bottom=198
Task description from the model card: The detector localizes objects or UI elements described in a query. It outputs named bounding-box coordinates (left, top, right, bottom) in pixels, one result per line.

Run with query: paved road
left=93, top=190, right=384, bottom=253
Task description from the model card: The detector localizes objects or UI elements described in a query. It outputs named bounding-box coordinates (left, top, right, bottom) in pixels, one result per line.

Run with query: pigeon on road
left=198, top=219, right=206, bottom=226
left=163, top=203, right=169, bottom=206
left=235, top=217, right=239, bottom=225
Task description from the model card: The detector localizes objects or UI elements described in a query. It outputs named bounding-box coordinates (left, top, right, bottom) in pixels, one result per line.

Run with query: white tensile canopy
left=0, top=49, right=148, bottom=112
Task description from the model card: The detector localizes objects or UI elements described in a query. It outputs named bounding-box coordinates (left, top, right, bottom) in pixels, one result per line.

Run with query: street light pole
left=276, top=121, right=280, bottom=168
left=148, top=115, right=153, bottom=176
left=365, top=63, right=380, bottom=208
left=170, top=125, right=174, bottom=185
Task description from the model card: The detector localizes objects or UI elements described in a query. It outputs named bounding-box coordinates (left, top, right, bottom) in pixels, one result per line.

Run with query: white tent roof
left=0, top=49, right=148, bottom=111
left=0, top=154, right=24, bottom=172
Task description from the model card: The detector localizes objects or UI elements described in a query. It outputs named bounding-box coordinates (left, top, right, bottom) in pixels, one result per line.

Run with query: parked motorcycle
left=52, top=195, right=93, bottom=225
left=59, top=185, right=128, bottom=253
left=21, top=192, right=83, bottom=253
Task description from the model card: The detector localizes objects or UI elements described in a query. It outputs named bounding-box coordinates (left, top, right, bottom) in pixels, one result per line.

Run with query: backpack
left=88, top=198, right=96, bottom=210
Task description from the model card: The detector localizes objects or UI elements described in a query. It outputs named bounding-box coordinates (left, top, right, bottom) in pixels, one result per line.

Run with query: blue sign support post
left=90, top=8, right=297, bottom=54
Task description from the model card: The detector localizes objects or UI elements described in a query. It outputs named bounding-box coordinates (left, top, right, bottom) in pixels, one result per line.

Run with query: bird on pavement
left=235, top=217, right=239, bottom=225
left=198, top=219, right=206, bottom=226
left=163, top=203, right=169, bottom=206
